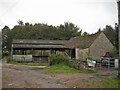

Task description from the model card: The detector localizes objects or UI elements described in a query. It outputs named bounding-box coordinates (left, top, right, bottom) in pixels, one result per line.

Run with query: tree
left=58, top=22, right=81, bottom=40
left=102, top=25, right=118, bottom=57
left=115, top=23, right=119, bottom=51
left=109, top=47, right=118, bottom=58
left=97, top=28, right=102, bottom=33
left=82, top=31, right=89, bottom=36
left=10, top=21, right=82, bottom=42
left=17, top=20, right=24, bottom=26
left=103, top=25, right=116, bottom=45
left=2, top=26, right=11, bottom=56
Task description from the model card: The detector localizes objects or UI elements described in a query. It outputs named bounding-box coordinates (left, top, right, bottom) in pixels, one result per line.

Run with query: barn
left=12, top=32, right=114, bottom=62
left=66, top=32, right=114, bottom=60
left=12, top=39, right=69, bottom=63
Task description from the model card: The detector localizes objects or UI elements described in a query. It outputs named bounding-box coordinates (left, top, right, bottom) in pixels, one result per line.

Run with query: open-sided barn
left=12, top=39, right=69, bottom=62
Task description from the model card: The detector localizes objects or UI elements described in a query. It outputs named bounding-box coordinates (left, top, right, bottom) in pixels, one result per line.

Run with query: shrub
left=67, top=59, right=80, bottom=70
left=48, top=52, right=97, bottom=72
left=48, top=51, right=81, bottom=69
left=109, top=47, right=118, bottom=58
left=48, top=51, right=69, bottom=66
left=7, top=55, right=13, bottom=63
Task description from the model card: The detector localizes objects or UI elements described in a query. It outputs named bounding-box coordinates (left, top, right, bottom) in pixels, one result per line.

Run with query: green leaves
left=11, top=21, right=82, bottom=40
left=2, top=26, right=11, bottom=56
left=58, top=22, right=81, bottom=40
left=48, top=52, right=69, bottom=66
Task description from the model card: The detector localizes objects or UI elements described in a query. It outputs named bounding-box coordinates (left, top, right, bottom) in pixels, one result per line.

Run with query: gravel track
left=2, top=60, right=118, bottom=88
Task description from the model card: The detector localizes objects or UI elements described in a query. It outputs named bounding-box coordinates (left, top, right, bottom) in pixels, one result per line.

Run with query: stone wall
left=89, top=32, right=114, bottom=60
left=75, top=48, right=89, bottom=60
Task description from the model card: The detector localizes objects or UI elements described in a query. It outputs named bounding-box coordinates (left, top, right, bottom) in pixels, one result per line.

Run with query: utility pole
left=117, top=0, right=120, bottom=76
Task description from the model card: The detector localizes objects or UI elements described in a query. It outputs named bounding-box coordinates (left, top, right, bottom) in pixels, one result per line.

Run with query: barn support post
left=117, top=0, right=120, bottom=77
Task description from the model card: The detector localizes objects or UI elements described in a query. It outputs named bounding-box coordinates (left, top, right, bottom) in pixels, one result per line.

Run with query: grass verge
left=41, top=64, right=79, bottom=74
left=101, top=76, right=120, bottom=88
left=79, top=68, right=97, bottom=73
left=7, top=61, right=49, bottom=66
left=40, top=64, right=96, bottom=74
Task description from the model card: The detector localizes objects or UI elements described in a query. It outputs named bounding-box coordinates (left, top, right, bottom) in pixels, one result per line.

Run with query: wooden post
left=117, top=0, right=120, bottom=76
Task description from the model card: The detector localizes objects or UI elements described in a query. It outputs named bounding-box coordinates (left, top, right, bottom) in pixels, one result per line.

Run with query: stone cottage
left=66, top=32, right=114, bottom=60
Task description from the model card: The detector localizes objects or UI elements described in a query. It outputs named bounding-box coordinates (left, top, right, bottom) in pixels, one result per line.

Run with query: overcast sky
left=0, top=0, right=118, bottom=33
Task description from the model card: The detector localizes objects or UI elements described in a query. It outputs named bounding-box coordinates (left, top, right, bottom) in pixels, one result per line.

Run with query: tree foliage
left=17, top=20, right=24, bottom=26
left=103, top=25, right=116, bottom=45
left=48, top=51, right=69, bottom=65
left=102, top=25, right=118, bottom=53
left=11, top=22, right=82, bottom=40
left=2, top=26, right=12, bottom=56
left=109, top=47, right=118, bottom=58
left=58, top=22, right=82, bottom=40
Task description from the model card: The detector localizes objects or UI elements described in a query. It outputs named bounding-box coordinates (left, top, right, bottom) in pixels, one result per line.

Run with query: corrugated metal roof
left=12, top=39, right=67, bottom=45
left=12, top=39, right=68, bottom=49
left=12, top=44, right=67, bottom=49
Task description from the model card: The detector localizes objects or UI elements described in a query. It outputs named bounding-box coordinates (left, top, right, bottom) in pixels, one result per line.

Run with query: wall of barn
left=89, top=32, right=114, bottom=60
left=75, top=48, right=89, bottom=60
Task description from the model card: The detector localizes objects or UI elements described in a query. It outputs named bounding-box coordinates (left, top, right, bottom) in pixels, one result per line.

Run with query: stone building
left=66, top=32, right=114, bottom=60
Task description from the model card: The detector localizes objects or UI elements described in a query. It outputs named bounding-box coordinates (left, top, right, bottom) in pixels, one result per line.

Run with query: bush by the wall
left=48, top=51, right=70, bottom=66
left=109, top=47, right=118, bottom=58
left=67, top=59, right=81, bottom=69
left=48, top=51, right=82, bottom=69
left=7, top=55, right=13, bottom=63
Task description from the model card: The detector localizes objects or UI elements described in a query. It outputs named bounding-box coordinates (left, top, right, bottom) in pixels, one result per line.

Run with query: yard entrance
left=2, top=59, right=119, bottom=88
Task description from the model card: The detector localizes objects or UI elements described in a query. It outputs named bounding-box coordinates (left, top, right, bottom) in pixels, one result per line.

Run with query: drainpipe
left=117, top=0, right=120, bottom=76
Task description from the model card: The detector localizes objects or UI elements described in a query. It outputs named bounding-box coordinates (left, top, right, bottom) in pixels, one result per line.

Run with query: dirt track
left=2, top=61, right=118, bottom=88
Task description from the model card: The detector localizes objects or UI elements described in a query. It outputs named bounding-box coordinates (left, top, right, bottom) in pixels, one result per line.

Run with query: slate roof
left=13, top=39, right=67, bottom=45
left=13, top=45, right=67, bottom=49
left=12, top=39, right=68, bottom=49
left=66, top=32, right=101, bottom=49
